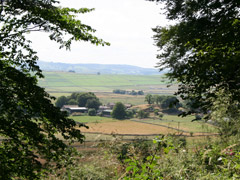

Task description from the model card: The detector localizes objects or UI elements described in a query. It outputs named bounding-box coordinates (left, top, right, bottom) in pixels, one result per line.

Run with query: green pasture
left=137, top=115, right=217, bottom=133
left=49, top=92, right=146, bottom=105
left=71, top=116, right=117, bottom=124
left=39, top=71, right=178, bottom=105
left=39, top=71, right=176, bottom=94
left=49, top=92, right=168, bottom=106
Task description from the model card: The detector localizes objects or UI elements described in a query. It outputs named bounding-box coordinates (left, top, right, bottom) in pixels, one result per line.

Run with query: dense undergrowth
left=45, top=134, right=240, bottom=180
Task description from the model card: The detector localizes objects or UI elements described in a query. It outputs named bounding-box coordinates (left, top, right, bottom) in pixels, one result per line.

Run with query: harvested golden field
left=79, top=120, right=178, bottom=135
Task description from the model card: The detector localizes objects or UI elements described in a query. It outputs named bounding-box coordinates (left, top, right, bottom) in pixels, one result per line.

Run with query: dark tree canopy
left=55, top=92, right=101, bottom=110
left=0, top=0, right=108, bottom=179
left=145, top=94, right=154, bottom=104
left=55, top=95, right=68, bottom=108
left=77, top=92, right=100, bottom=108
left=112, top=102, right=126, bottom=120
left=150, top=0, right=240, bottom=115
left=86, top=98, right=101, bottom=110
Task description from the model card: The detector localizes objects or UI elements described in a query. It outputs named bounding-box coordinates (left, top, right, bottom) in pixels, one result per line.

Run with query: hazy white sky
left=29, top=0, right=169, bottom=68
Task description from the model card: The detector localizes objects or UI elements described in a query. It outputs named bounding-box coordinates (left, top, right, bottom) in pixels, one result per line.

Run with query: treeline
left=145, top=94, right=183, bottom=114
left=55, top=92, right=101, bottom=110
left=113, top=89, right=144, bottom=95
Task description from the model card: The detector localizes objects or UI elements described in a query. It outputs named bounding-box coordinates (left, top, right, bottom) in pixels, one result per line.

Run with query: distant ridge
left=37, top=61, right=162, bottom=75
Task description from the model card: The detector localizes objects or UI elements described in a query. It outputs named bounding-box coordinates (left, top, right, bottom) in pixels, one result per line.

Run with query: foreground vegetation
left=47, top=135, right=240, bottom=179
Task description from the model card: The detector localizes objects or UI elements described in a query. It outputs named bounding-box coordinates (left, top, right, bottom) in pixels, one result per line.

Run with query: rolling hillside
left=37, top=61, right=163, bottom=75
left=38, top=71, right=177, bottom=95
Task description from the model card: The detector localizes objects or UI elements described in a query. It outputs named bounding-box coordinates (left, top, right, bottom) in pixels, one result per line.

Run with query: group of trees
left=55, top=92, right=101, bottom=110
left=145, top=94, right=182, bottom=114
left=145, top=94, right=181, bottom=108
left=149, top=0, right=240, bottom=118
left=111, top=102, right=135, bottom=120
left=113, top=89, right=144, bottom=95
left=0, top=0, right=109, bottom=178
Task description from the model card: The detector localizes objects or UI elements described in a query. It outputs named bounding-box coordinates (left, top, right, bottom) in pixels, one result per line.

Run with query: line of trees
left=145, top=94, right=182, bottom=114
left=113, top=89, right=144, bottom=95
left=145, top=94, right=181, bottom=107
left=55, top=92, right=101, bottom=110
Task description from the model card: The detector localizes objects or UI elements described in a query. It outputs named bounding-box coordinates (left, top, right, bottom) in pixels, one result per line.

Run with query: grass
left=50, top=92, right=146, bottom=105
left=38, top=72, right=177, bottom=94
left=71, top=115, right=217, bottom=143
left=39, top=72, right=179, bottom=105
left=135, top=115, right=218, bottom=133
left=71, top=115, right=117, bottom=124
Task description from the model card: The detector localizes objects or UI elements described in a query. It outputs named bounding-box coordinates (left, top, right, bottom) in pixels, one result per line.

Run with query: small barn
left=61, top=105, right=88, bottom=114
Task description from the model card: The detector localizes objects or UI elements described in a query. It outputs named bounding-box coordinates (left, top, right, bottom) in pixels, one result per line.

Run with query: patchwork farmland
left=38, top=71, right=216, bottom=140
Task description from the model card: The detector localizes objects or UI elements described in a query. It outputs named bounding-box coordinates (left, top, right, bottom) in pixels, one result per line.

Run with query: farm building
left=61, top=105, right=88, bottom=114
left=96, top=109, right=112, bottom=117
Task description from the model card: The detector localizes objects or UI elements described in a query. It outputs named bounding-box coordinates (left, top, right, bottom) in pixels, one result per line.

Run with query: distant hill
left=37, top=61, right=163, bottom=75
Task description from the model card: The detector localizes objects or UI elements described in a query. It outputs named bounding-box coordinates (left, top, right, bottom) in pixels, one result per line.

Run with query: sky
left=29, top=0, right=169, bottom=68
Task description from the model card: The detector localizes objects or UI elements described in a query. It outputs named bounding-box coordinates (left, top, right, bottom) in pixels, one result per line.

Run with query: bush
left=126, top=109, right=135, bottom=119
left=159, top=112, right=164, bottom=119
left=88, top=108, right=96, bottom=116
left=154, top=109, right=159, bottom=115
left=137, top=110, right=149, bottom=119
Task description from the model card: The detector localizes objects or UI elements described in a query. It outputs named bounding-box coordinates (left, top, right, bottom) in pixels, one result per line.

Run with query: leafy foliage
left=0, top=0, right=108, bottom=178
left=86, top=98, right=101, bottom=110
left=113, top=89, right=144, bottom=95
left=137, top=110, right=150, bottom=119
left=111, top=102, right=127, bottom=120
left=55, top=92, right=101, bottom=110
left=145, top=94, right=154, bottom=104
left=88, top=108, right=97, bottom=116
left=55, top=95, right=68, bottom=108
left=150, top=0, right=240, bottom=115
left=210, top=88, right=240, bottom=137
left=121, top=135, right=240, bottom=179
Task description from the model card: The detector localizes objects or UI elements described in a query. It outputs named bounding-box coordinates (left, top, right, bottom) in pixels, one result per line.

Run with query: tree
left=55, top=95, right=68, bottom=108
left=0, top=0, right=108, bottom=179
left=88, top=108, right=96, bottom=116
left=137, top=90, right=144, bottom=95
left=77, top=92, right=99, bottom=107
left=161, top=96, right=180, bottom=109
left=153, top=95, right=161, bottom=105
left=111, top=102, right=126, bottom=120
left=149, top=0, right=240, bottom=115
left=68, top=99, right=78, bottom=105
left=86, top=98, right=101, bottom=110
left=145, top=94, right=154, bottom=104
left=137, top=110, right=149, bottom=119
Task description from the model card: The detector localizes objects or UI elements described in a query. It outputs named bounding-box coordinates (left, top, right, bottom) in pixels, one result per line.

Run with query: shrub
left=137, top=110, right=149, bottom=119
left=88, top=108, right=96, bottom=116
left=154, top=109, right=159, bottom=115
left=159, top=112, right=164, bottom=119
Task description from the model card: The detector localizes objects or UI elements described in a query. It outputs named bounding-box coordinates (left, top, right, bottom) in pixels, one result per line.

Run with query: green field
left=136, top=115, right=217, bottom=133
left=39, top=71, right=178, bottom=105
left=39, top=71, right=177, bottom=94
left=71, top=115, right=117, bottom=124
